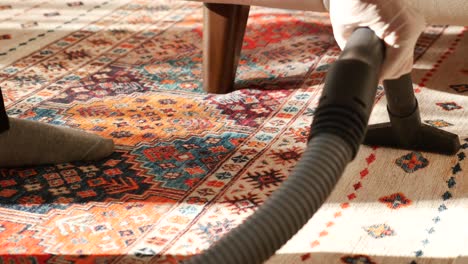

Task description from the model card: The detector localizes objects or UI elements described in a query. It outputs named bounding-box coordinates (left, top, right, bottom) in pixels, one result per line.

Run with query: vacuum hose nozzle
left=310, top=27, right=384, bottom=158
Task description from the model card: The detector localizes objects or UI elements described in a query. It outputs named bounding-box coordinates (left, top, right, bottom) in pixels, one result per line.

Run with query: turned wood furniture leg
left=203, top=3, right=250, bottom=94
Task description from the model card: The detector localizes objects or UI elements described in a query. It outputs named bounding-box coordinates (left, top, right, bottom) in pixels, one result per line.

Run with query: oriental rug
left=0, top=0, right=467, bottom=263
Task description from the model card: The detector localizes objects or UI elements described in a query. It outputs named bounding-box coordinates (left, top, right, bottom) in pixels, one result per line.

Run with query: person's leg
left=0, top=88, right=115, bottom=167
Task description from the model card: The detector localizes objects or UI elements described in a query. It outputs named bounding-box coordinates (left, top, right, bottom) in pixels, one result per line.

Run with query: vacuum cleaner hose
left=186, top=27, right=385, bottom=264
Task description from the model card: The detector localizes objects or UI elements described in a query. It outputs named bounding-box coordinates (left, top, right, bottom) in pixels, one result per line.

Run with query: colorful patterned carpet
left=0, top=0, right=467, bottom=263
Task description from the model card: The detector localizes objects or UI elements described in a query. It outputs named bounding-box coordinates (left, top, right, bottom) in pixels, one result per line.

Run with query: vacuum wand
left=186, top=27, right=460, bottom=264
left=308, top=27, right=384, bottom=158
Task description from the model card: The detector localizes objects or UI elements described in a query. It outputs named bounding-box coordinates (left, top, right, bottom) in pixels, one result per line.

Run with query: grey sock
left=0, top=118, right=114, bottom=167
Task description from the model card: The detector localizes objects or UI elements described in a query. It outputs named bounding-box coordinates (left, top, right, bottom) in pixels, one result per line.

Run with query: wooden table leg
left=203, top=3, right=250, bottom=94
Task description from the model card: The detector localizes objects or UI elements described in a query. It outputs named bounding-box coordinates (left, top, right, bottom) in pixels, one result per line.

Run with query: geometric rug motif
left=0, top=1, right=467, bottom=264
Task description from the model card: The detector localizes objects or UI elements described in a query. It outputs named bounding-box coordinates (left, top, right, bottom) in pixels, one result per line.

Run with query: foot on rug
left=0, top=118, right=114, bottom=167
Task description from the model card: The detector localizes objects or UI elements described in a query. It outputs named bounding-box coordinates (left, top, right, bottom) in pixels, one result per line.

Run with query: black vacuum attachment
left=364, top=74, right=460, bottom=154
left=185, top=27, right=461, bottom=264
left=0, top=87, right=9, bottom=133
left=310, top=26, right=384, bottom=158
